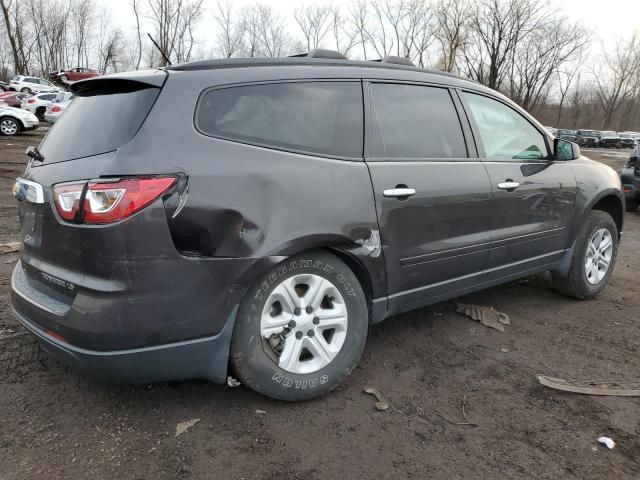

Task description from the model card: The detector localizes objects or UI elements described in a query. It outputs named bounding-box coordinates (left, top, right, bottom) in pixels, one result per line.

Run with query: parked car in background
left=0, top=91, right=31, bottom=108
left=576, top=130, right=599, bottom=147
left=10, top=76, right=60, bottom=94
left=620, top=132, right=637, bottom=149
left=0, top=104, right=38, bottom=135
left=621, top=143, right=640, bottom=212
left=0, top=81, right=8, bottom=92
left=544, top=126, right=557, bottom=136
left=44, top=93, right=74, bottom=123
left=599, top=131, right=621, bottom=148
left=10, top=54, right=625, bottom=401
left=21, top=92, right=58, bottom=120
left=556, top=129, right=577, bottom=142
left=50, top=67, right=100, bottom=83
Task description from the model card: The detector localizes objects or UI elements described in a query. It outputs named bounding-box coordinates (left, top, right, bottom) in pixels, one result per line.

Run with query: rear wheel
left=552, top=210, right=618, bottom=299
left=35, top=107, right=46, bottom=121
left=20, top=87, right=31, bottom=94
left=0, top=117, right=20, bottom=136
left=625, top=200, right=638, bottom=213
left=230, top=251, right=368, bottom=401
left=60, top=74, right=68, bottom=82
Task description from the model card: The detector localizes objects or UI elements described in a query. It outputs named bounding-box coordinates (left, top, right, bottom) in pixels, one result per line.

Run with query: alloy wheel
left=0, top=118, right=18, bottom=135
left=585, top=228, right=613, bottom=285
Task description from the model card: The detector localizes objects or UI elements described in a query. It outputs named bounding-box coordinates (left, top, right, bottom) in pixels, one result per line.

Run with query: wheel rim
left=585, top=228, right=613, bottom=285
left=0, top=119, right=18, bottom=135
left=260, top=273, right=348, bottom=374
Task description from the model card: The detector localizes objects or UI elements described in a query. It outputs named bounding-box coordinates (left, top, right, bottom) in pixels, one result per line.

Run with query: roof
left=165, top=56, right=464, bottom=82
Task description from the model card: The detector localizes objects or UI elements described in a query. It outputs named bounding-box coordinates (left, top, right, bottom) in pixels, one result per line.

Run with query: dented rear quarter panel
left=118, top=67, right=388, bottom=299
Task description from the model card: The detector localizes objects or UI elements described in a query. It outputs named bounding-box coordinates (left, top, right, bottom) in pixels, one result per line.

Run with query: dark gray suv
left=11, top=52, right=624, bottom=400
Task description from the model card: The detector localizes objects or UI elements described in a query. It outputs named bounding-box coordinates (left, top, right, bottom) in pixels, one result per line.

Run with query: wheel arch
left=590, top=193, right=623, bottom=237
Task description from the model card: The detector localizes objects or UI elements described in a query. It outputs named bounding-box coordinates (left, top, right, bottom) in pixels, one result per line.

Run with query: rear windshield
left=39, top=87, right=159, bottom=163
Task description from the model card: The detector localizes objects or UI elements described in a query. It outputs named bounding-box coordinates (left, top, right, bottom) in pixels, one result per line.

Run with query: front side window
left=463, top=92, right=549, bottom=161
left=369, top=83, right=467, bottom=159
left=196, top=81, right=363, bottom=158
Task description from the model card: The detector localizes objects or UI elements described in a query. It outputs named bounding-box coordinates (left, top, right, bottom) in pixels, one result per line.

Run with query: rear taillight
left=53, top=177, right=176, bottom=224
left=53, top=183, right=84, bottom=221
left=51, top=105, right=62, bottom=113
left=27, top=98, right=36, bottom=104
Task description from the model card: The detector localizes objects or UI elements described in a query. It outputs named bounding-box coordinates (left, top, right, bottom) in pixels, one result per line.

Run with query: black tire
left=552, top=210, right=618, bottom=300
left=60, top=74, right=68, bottom=82
left=230, top=250, right=368, bottom=401
left=625, top=200, right=638, bottom=213
left=0, top=116, right=20, bottom=136
left=35, top=107, right=46, bottom=121
left=20, top=87, right=31, bottom=93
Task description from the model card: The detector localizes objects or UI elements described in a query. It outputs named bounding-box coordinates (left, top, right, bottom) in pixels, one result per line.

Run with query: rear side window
left=196, top=81, right=363, bottom=158
left=39, top=87, right=159, bottom=163
left=369, top=83, right=467, bottom=159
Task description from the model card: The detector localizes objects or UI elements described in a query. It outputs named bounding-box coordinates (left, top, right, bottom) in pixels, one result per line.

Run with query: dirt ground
left=0, top=131, right=639, bottom=479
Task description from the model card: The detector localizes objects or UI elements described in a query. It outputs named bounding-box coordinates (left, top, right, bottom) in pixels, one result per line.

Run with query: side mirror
left=554, top=138, right=580, bottom=161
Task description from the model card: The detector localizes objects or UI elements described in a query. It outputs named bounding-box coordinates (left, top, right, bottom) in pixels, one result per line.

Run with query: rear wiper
left=26, top=146, right=44, bottom=162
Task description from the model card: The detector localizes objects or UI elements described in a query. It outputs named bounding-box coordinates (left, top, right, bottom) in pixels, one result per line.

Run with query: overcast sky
left=106, top=0, right=640, bottom=54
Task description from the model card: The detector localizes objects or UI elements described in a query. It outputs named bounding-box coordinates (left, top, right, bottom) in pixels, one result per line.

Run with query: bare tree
left=213, top=1, right=244, bottom=58
left=594, top=33, right=640, bottom=129
left=0, top=0, right=31, bottom=74
left=71, top=0, right=95, bottom=67
left=241, top=4, right=292, bottom=58
left=294, top=4, right=332, bottom=52
left=509, top=17, right=587, bottom=112
left=329, top=6, right=359, bottom=56
left=146, top=0, right=203, bottom=66
left=462, top=0, right=544, bottom=90
left=132, top=0, right=143, bottom=69
left=434, top=0, right=469, bottom=72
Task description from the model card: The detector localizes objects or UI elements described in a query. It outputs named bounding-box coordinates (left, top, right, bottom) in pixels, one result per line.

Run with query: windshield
left=39, top=87, right=159, bottom=164
left=578, top=131, right=597, bottom=136
left=601, top=131, right=617, bottom=137
left=557, top=130, right=576, bottom=135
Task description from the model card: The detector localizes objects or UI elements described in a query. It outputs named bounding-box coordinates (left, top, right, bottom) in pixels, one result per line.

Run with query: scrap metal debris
left=364, top=386, right=390, bottom=411
left=456, top=302, right=510, bottom=332
left=598, top=436, right=615, bottom=449
left=0, top=242, right=20, bottom=254
left=175, top=418, right=200, bottom=437
left=536, top=375, right=640, bottom=396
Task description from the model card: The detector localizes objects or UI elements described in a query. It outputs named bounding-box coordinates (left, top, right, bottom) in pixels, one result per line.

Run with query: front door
left=460, top=91, right=577, bottom=277
left=365, top=82, right=494, bottom=311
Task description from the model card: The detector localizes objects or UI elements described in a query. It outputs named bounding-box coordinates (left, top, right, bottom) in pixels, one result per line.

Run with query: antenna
left=147, top=33, right=172, bottom=66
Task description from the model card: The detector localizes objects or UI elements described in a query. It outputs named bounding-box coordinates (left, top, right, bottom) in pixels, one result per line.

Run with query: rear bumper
left=12, top=305, right=237, bottom=383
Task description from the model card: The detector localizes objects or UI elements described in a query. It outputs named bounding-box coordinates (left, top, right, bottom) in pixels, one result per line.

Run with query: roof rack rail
left=372, top=55, right=416, bottom=67
left=290, top=49, right=347, bottom=60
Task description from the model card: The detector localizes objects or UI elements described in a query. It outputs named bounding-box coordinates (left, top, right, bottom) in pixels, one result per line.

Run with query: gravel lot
left=1, top=131, right=639, bottom=479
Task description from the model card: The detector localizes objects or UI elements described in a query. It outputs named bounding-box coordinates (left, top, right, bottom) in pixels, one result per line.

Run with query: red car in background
left=50, top=67, right=99, bottom=83
left=0, top=91, right=31, bottom=108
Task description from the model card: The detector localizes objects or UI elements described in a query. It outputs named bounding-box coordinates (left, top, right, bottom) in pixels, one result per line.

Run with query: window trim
left=457, top=88, right=553, bottom=164
left=193, top=78, right=365, bottom=162
left=363, top=79, right=473, bottom=163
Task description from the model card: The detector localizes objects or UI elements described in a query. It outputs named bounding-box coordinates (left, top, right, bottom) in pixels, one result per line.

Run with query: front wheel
left=552, top=210, right=619, bottom=299
left=230, top=251, right=368, bottom=401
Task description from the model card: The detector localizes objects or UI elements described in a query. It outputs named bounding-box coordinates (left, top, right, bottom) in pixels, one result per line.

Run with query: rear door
left=364, top=81, right=494, bottom=310
left=459, top=91, right=576, bottom=276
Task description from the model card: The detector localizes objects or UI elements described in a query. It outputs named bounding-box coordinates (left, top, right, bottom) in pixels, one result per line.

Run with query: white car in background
left=0, top=105, right=39, bottom=136
left=44, top=92, right=75, bottom=124
left=9, top=76, right=60, bottom=94
left=21, top=92, right=58, bottom=120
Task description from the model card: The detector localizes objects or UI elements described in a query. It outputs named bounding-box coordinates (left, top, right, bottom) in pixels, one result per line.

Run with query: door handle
left=497, top=181, right=520, bottom=191
left=383, top=187, right=416, bottom=198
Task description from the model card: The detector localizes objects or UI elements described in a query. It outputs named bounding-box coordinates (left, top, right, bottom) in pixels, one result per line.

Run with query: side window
left=463, top=92, right=549, bottom=161
left=196, top=81, right=363, bottom=158
left=26, top=78, right=36, bottom=83
left=369, top=83, right=467, bottom=159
